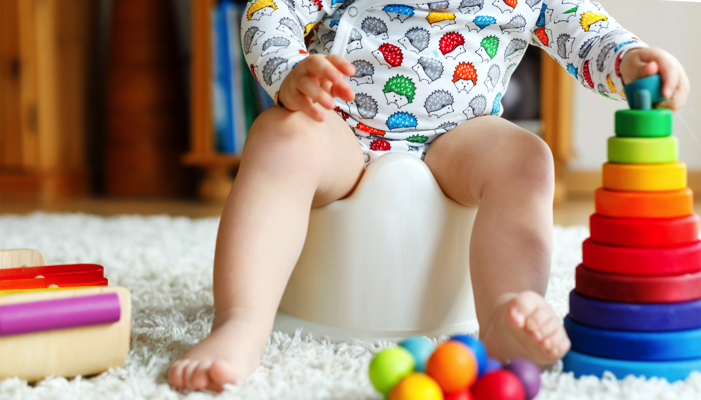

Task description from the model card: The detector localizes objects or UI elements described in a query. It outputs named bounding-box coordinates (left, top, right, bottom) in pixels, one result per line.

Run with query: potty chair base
left=273, top=311, right=480, bottom=342
left=276, top=153, right=479, bottom=341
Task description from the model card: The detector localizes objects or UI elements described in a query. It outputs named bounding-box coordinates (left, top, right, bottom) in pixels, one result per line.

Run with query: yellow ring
left=602, top=162, right=687, bottom=192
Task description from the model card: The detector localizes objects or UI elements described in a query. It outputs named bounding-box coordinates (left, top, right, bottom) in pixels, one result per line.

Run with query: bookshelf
left=186, top=0, right=573, bottom=203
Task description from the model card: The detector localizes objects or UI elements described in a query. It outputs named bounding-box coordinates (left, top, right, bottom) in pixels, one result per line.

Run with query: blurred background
left=0, top=0, right=699, bottom=224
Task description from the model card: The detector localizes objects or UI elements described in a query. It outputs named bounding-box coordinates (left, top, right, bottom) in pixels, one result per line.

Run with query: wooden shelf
left=182, top=152, right=242, bottom=167
left=185, top=0, right=242, bottom=201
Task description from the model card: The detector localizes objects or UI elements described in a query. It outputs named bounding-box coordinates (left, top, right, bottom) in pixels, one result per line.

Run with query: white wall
left=569, top=0, right=701, bottom=170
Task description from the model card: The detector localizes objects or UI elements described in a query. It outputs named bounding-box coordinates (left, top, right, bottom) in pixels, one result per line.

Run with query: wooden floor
left=1, top=195, right=700, bottom=227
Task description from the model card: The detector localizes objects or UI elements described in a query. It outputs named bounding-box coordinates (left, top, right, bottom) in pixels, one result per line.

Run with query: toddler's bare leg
left=169, top=107, right=364, bottom=391
left=424, top=116, right=570, bottom=365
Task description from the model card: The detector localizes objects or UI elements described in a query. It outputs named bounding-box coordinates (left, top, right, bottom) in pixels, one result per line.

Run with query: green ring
left=615, top=109, right=673, bottom=138
left=608, top=136, right=678, bottom=164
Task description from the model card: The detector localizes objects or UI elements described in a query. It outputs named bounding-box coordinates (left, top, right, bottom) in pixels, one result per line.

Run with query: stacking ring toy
left=589, top=213, right=699, bottom=247
left=563, top=350, right=701, bottom=382
left=602, top=162, right=686, bottom=192
left=607, top=136, right=678, bottom=164
left=575, top=264, right=701, bottom=304
left=595, top=188, right=693, bottom=218
left=623, top=74, right=665, bottom=109
left=568, top=290, right=701, bottom=332
left=564, top=317, right=701, bottom=361
left=582, top=239, right=701, bottom=275
left=615, top=109, right=673, bottom=138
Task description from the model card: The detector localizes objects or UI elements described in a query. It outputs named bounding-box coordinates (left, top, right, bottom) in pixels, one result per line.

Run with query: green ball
left=369, top=346, right=416, bottom=395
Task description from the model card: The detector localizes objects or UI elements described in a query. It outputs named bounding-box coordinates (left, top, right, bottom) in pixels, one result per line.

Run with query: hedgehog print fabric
left=241, top=0, right=647, bottom=165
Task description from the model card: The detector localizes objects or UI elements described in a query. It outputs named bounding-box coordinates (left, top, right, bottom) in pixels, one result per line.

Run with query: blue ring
left=563, top=350, right=701, bottom=382
left=569, top=290, right=701, bottom=332
left=565, top=316, right=701, bottom=361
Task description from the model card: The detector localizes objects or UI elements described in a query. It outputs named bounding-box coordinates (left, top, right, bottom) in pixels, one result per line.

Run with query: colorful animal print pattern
left=242, top=0, right=646, bottom=165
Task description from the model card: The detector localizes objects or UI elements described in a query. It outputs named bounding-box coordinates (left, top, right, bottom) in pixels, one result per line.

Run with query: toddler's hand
left=619, top=47, right=690, bottom=111
left=278, top=54, right=356, bottom=122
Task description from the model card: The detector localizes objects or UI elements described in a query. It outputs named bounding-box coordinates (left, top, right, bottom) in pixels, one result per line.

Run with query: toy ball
left=472, top=370, right=526, bottom=400
left=504, top=358, right=541, bottom=400
left=400, top=336, right=436, bottom=373
left=426, top=340, right=478, bottom=393
left=369, top=346, right=416, bottom=395
left=484, top=357, right=502, bottom=374
left=450, top=334, right=488, bottom=376
left=445, top=388, right=474, bottom=400
left=389, top=373, right=443, bottom=400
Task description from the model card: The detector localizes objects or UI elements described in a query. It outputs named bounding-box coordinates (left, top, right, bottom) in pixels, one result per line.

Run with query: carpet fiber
left=1, top=213, right=700, bottom=400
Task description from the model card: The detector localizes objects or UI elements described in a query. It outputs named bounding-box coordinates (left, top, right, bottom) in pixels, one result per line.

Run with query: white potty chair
left=274, top=153, right=478, bottom=340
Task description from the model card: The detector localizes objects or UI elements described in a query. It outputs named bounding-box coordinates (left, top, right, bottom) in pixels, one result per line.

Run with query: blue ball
left=399, top=336, right=436, bottom=373
left=484, top=356, right=502, bottom=374
left=450, top=334, right=488, bottom=376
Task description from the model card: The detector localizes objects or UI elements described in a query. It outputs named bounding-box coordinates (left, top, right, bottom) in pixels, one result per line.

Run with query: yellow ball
left=390, top=373, right=444, bottom=400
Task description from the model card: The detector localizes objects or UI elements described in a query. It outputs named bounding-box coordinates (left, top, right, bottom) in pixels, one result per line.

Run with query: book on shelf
left=212, top=0, right=275, bottom=156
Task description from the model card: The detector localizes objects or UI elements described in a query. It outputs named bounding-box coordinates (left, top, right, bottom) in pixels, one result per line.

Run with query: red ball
left=472, top=370, right=526, bottom=400
left=446, top=388, right=474, bottom=400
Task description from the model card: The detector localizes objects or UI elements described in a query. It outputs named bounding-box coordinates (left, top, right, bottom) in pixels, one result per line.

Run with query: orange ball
left=426, top=340, right=478, bottom=392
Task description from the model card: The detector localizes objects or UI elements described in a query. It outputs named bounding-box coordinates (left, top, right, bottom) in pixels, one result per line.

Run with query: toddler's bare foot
left=168, top=314, right=269, bottom=392
left=480, top=291, right=570, bottom=366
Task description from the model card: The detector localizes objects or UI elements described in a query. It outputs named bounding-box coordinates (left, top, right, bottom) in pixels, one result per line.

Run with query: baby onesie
left=241, top=0, right=647, bottom=165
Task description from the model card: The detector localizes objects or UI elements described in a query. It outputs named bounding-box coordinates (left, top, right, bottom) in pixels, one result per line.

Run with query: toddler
left=170, top=0, right=689, bottom=391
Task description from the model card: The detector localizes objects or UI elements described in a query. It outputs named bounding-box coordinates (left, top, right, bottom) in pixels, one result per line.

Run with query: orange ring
left=595, top=188, right=693, bottom=218
left=602, top=162, right=686, bottom=192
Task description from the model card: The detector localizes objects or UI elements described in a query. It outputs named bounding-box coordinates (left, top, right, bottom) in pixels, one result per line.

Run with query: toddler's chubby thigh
left=244, top=106, right=365, bottom=206
left=424, top=116, right=554, bottom=207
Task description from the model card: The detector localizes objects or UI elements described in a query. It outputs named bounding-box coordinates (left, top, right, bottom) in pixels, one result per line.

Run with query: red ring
left=590, top=214, right=700, bottom=247
left=582, top=239, right=701, bottom=275
left=575, top=264, right=701, bottom=303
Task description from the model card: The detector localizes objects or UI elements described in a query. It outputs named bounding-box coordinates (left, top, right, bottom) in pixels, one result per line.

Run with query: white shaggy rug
left=1, top=213, right=701, bottom=400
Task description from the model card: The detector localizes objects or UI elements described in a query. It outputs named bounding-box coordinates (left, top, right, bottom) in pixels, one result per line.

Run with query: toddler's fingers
left=298, top=76, right=335, bottom=109
left=331, top=79, right=356, bottom=102
left=305, top=55, right=342, bottom=83
left=326, top=54, right=356, bottom=76
left=658, top=72, right=690, bottom=111
left=639, top=49, right=678, bottom=100
left=299, top=94, right=326, bottom=122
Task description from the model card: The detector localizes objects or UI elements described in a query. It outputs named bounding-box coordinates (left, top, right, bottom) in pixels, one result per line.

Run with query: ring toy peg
left=623, top=74, right=665, bottom=110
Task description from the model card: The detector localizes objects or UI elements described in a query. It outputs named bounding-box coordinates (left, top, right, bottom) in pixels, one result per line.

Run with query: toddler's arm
left=241, top=0, right=355, bottom=121
left=531, top=0, right=647, bottom=101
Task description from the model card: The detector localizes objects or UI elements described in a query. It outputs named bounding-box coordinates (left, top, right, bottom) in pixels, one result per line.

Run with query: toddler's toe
left=191, top=362, right=212, bottom=390
left=506, top=291, right=542, bottom=329
left=183, top=361, right=202, bottom=390
left=168, top=360, right=187, bottom=388
left=209, top=359, right=240, bottom=389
